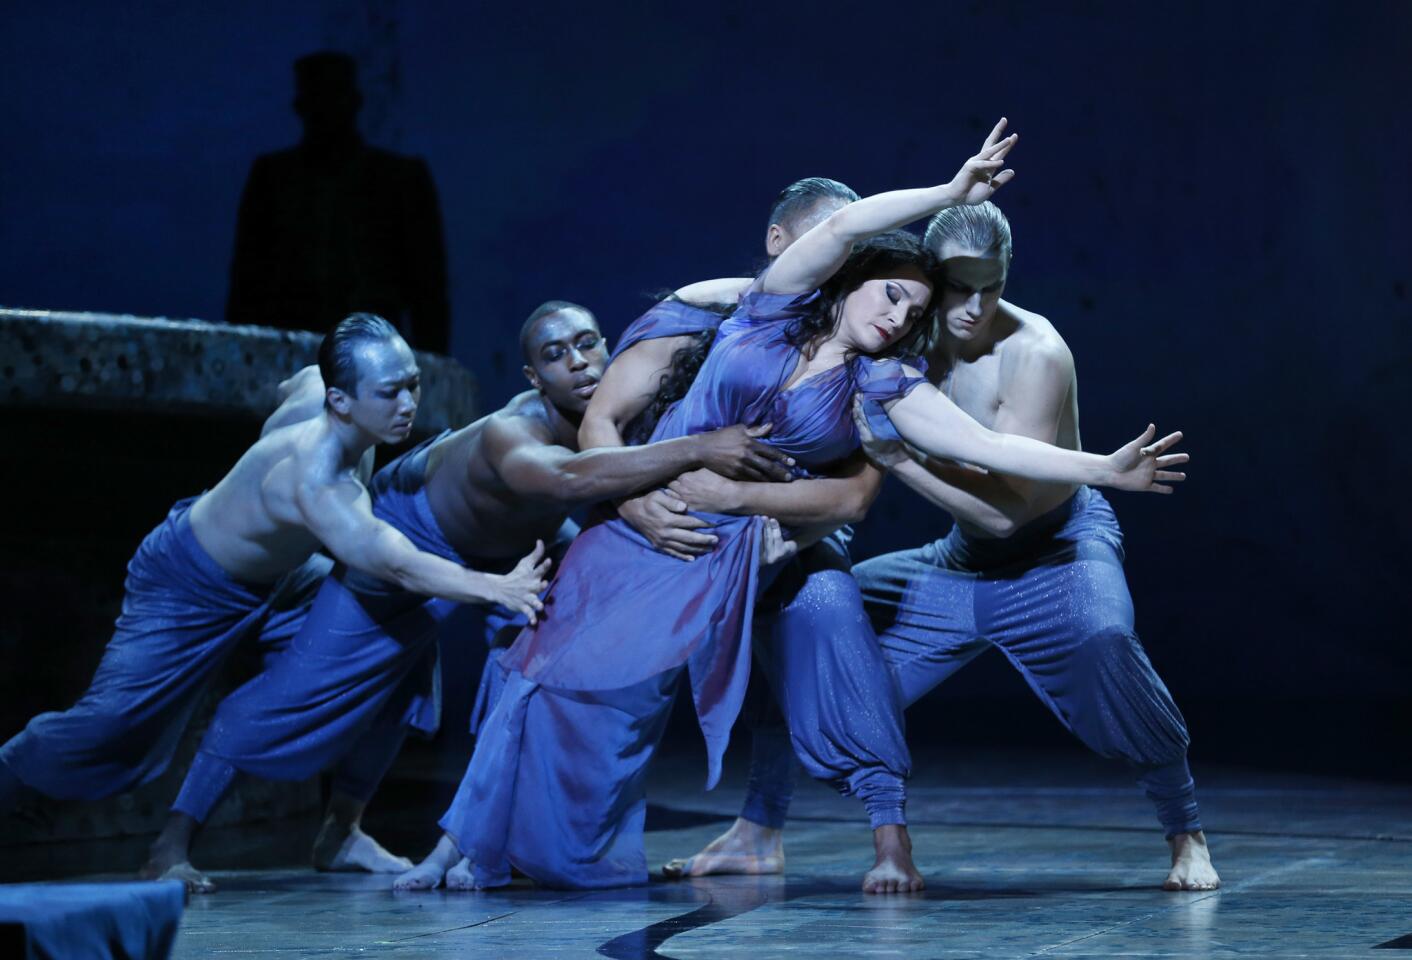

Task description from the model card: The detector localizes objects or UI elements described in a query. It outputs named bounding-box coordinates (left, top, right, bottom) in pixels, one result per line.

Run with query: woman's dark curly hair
left=624, top=230, right=938, bottom=444
left=781, top=229, right=939, bottom=361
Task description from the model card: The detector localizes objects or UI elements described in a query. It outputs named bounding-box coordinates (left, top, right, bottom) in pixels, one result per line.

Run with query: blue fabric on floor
left=0, top=880, right=185, bottom=960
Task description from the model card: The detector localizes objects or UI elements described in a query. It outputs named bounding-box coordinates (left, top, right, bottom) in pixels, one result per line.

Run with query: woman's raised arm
left=763, top=118, right=1019, bottom=295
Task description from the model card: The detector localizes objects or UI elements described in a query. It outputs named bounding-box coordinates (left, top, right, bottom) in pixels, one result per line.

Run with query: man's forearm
left=892, top=457, right=1041, bottom=538
left=712, top=475, right=872, bottom=527
left=348, top=527, right=497, bottom=606
left=553, top=437, right=705, bottom=504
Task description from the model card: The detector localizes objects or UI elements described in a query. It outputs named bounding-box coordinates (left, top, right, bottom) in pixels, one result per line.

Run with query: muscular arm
left=487, top=415, right=780, bottom=507
left=890, top=344, right=1077, bottom=536
left=578, top=278, right=752, bottom=450
left=763, top=186, right=966, bottom=294
left=763, top=121, right=1017, bottom=294
left=669, top=452, right=884, bottom=528
left=883, top=373, right=1186, bottom=496
left=889, top=458, right=1028, bottom=537
left=295, top=474, right=525, bottom=608
left=886, top=377, right=1117, bottom=487
left=578, top=335, right=691, bottom=449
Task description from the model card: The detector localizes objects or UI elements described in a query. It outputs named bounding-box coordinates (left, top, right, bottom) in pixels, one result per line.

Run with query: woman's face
left=835, top=265, right=933, bottom=355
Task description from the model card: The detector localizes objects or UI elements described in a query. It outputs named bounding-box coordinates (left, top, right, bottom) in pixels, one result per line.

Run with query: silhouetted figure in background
left=226, top=52, right=450, bottom=353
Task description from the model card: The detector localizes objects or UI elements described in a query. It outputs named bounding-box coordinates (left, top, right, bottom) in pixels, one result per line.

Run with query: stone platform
left=0, top=308, right=475, bottom=428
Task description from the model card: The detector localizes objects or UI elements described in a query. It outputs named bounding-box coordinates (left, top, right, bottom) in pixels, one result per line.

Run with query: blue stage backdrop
left=1, top=2, right=1407, bottom=759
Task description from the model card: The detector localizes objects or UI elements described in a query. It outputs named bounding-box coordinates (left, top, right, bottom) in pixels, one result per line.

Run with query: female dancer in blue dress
left=411, top=120, right=1189, bottom=892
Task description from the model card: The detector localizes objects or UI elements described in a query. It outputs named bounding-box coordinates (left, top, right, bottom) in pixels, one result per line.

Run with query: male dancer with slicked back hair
left=1, top=315, right=547, bottom=893
left=673, top=202, right=1218, bottom=891
left=150, top=301, right=795, bottom=892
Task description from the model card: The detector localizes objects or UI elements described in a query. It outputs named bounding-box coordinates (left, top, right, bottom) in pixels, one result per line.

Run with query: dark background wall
left=2, top=1, right=1408, bottom=774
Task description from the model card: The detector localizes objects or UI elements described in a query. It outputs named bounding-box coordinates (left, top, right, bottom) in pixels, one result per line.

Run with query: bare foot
left=662, top=817, right=784, bottom=879
left=142, top=818, right=214, bottom=895
left=445, top=857, right=476, bottom=891
left=1164, top=830, right=1220, bottom=891
left=393, top=834, right=460, bottom=891
left=312, top=820, right=414, bottom=874
left=862, top=824, right=924, bottom=894
left=140, top=859, right=217, bottom=895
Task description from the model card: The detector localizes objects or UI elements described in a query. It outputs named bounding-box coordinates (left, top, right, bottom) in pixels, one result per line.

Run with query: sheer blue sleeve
left=717, top=279, right=821, bottom=340
left=855, top=356, right=929, bottom=443
left=612, top=300, right=725, bottom=360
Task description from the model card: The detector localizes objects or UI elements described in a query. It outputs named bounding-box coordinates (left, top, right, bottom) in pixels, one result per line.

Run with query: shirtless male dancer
left=667, top=202, right=1220, bottom=891
left=146, top=301, right=795, bottom=892
left=578, top=179, right=925, bottom=892
left=0, top=315, right=547, bottom=887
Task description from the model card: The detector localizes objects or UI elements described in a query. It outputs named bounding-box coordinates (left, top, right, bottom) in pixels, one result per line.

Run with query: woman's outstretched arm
left=763, top=118, right=1019, bottom=295
left=884, top=380, right=1189, bottom=494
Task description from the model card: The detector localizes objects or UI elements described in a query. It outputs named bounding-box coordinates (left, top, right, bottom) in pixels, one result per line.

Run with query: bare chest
left=936, top=356, right=1005, bottom=430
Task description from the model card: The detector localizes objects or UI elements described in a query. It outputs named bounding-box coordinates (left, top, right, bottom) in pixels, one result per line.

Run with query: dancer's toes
left=661, top=857, right=694, bottom=880
left=1164, top=831, right=1221, bottom=892
left=392, top=835, right=461, bottom=891
left=317, top=826, right=414, bottom=874
left=1163, top=866, right=1221, bottom=891
left=393, top=860, right=446, bottom=892
left=861, top=861, right=924, bottom=894
left=661, top=819, right=784, bottom=879
left=143, top=860, right=217, bottom=895
left=863, top=826, right=924, bottom=895
left=445, top=857, right=476, bottom=891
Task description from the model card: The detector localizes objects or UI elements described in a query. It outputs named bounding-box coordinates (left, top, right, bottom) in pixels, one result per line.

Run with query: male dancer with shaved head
left=0, top=315, right=547, bottom=888
left=149, top=301, right=794, bottom=891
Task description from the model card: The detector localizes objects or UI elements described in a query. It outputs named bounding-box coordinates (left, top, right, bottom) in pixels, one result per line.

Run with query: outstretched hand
left=493, top=540, right=551, bottom=623
left=1105, top=425, right=1189, bottom=494
left=696, top=423, right=795, bottom=482
left=946, top=118, right=1019, bottom=207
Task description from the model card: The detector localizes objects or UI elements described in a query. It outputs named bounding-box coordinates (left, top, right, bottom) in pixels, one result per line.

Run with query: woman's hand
left=1104, top=425, right=1190, bottom=493
left=945, top=118, right=1019, bottom=207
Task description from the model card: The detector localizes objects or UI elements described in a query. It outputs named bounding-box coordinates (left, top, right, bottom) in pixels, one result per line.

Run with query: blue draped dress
left=439, top=285, right=925, bottom=889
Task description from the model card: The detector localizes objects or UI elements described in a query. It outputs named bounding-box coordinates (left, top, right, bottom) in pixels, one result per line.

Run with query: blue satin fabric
left=447, top=287, right=926, bottom=888
left=744, top=487, right=1203, bottom=838
left=503, top=287, right=926, bottom=782
left=0, top=880, right=185, bottom=960
left=0, top=499, right=296, bottom=802
left=750, top=531, right=912, bottom=829
left=611, top=297, right=725, bottom=359
left=170, top=436, right=520, bottom=821
left=614, top=297, right=913, bottom=828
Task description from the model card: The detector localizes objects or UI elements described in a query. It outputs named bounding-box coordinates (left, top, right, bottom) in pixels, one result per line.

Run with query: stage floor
left=142, top=752, right=1412, bottom=959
